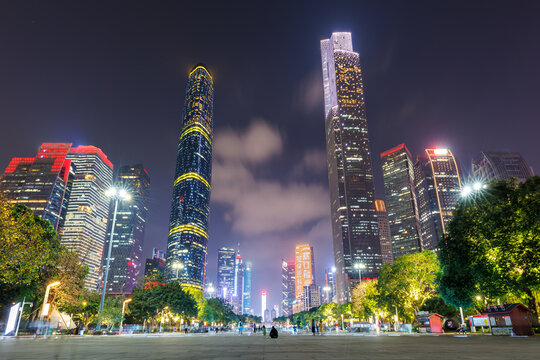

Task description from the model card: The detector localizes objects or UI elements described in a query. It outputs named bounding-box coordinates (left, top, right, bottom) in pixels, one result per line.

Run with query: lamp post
left=97, top=187, right=131, bottom=330
left=323, top=286, right=331, bottom=304
left=172, top=262, right=184, bottom=281
left=393, top=305, right=399, bottom=332
left=353, top=263, right=365, bottom=286
left=119, top=298, right=132, bottom=334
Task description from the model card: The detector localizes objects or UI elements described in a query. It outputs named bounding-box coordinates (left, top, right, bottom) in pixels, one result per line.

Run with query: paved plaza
left=1, top=333, right=539, bottom=360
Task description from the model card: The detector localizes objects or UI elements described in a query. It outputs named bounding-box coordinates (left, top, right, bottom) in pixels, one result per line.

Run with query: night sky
left=1, top=1, right=539, bottom=314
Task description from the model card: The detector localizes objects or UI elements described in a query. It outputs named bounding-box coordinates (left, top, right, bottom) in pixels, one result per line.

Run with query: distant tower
left=166, top=64, right=214, bottom=290
left=381, top=144, right=422, bottom=259
left=324, top=268, right=336, bottom=302
left=217, top=247, right=235, bottom=302
left=472, top=151, right=534, bottom=183
left=261, top=291, right=267, bottom=320
left=243, top=262, right=252, bottom=315
left=321, top=32, right=381, bottom=303
left=101, top=164, right=150, bottom=294
left=374, top=200, right=394, bottom=265
left=62, top=145, right=114, bottom=290
left=0, top=143, right=74, bottom=232
left=281, top=260, right=295, bottom=317
left=414, top=149, right=462, bottom=250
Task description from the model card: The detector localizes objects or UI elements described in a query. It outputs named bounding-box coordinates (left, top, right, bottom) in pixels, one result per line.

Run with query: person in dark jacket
left=269, top=326, right=278, bottom=338
left=311, top=319, right=316, bottom=336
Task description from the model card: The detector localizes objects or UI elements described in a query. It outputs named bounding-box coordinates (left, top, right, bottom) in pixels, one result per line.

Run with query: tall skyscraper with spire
left=166, top=64, right=214, bottom=290
left=321, top=32, right=381, bottom=303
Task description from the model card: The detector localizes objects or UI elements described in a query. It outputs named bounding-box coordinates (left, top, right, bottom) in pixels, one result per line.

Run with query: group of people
left=239, top=324, right=278, bottom=338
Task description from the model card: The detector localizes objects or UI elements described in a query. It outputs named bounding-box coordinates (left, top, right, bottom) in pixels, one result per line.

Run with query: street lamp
left=119, top=298, right=132, bottom=334
left=353, top=263, right=365, bottom=285
left=172, top=262, right=184, bottom=280
left=461, top=182, right=487, bottom=197
left=393, top=305, right=399, bottom=331
left=207, top=283, right=215, bottom=298
left=98, top=187, right=131, bottom=329
left=323, top=286, right=331, bottom=304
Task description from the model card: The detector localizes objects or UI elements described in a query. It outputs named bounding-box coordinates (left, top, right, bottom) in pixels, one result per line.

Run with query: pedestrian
left=269, top=326, right=278, bottom=339
left=319, top=320, right=324, bottom=335
left=311, top=319, right=316, bottom=336
left=262, top=325, right=267, bottom=337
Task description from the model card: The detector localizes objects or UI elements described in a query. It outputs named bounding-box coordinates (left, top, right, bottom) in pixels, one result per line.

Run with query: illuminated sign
left=4, top=303, right=20, bottom=336
left=433, top=149, right=449, bottom=155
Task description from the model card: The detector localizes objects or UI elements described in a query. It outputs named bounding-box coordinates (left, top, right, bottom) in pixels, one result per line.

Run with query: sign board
left=504, top=316, right=512, bottom=326
left=4, top=303, right=20, bottom=336
left=471, top=316, right=489, bottom=327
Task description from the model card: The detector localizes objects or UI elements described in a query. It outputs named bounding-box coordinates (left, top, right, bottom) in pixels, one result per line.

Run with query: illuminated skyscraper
left=381, top=144, right=422, bottom=259
left=101, top=164, right=150, bottom=294
left=294, top=245, right=314, bottom=300
left=472, top=151, right=534, bottom=183
left=243, top=262, right=252, bottom=315
left=217, top=247, right=235, bottom=301
left=0, top=143, right=74, bottom=232
left=374, top=200, right=394, bottom=265
left=261, top=291, right=267, bottom=319
left=62, top=146, right=114, bottom=290
left=325, top=268, right=336, bottom=302
left=281, top=260, right=295, bottom=317
left=414, top=149, right=462, bottom=250
left=321, top=32, right=381, bottom=303
left=166, top=64, right=214, bottom=290
left=232, top=254, right=244, bottom=314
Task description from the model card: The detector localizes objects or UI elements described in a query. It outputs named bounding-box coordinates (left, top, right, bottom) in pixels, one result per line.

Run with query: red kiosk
left=415, top=311, right=444, bottom=333
left=483, top=304, right=533, bottom=336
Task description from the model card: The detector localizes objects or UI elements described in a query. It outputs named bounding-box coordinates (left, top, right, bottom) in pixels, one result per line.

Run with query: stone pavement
left=1, top=332, right=539, bottom=359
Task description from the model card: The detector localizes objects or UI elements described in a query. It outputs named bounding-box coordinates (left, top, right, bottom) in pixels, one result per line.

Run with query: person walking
left=262, top=324, right=267, bottom=337
left=311, top=319, right=316, bottom=336
left=269, top=326, right=278, bottom=339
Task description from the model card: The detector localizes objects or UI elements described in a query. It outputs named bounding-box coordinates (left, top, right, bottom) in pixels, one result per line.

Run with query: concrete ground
left=1, top=333, right=539, bottom=360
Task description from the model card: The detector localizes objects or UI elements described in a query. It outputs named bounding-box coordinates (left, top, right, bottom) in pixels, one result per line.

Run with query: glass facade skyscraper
left=280, top=260, right=295, bottom=317
left=166, top=64, right=214, bottom=290
left=321, top=32, right=381, bottom=303
left=243, top=262, right=252, bottom=315
left=472, top=151, right=534, bottom=183
left=414, top=149, right=462, bottom=250
left=217, top=247, right=235, bottom=301
left=374, top=199, right=394, bottom=265
left=381, top=144, right=422, bottom=259
left=62, top=145, right=114, bottom=290
left=101, top=164, right=150, bottom=294
left=0, top=143, right=74, bottom=232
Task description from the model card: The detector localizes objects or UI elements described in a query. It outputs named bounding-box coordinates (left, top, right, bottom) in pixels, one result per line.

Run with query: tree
left=205, top=298, right=238, bottom=325
left=351, top=280, right=382, bottom=320
left=100, top=296, right=124, bottom=330
left=377, top=251, right=439, bottom=322
left=438, top=177, right=540, bottom=322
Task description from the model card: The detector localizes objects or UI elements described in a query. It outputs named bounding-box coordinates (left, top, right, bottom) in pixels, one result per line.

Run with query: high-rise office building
left=374, top=200, right=394, bottom=265
left=303, top=284, right=322, bottom=311
left=325, top=268, right=337, bottom=303
left=101, top=165, right=150, bottom=294
left=381, top=144, right=422, bottom=259
left=243, top=262, right=252, bottom=315
left=166, top=64, right=214, bottom=290
left=62, top=146, right=114, bottom=290
left=145, top=256, right=166, bottom=278
left=232, top=254, right=245, bottom=314
left=281, top=260, right=295, bottom=317
left=261, top=290, right=267, bottom=320
left=0, top=143, right=74, bottom=232
left=295, top=244, right=314, bottom=302
left=472, top=151, right=534, bottom=183
left=414, top=149, right=462, bottom=250
left=321, top=32, right=381, bottom=303
left=217, top=247, right=235, bottom=301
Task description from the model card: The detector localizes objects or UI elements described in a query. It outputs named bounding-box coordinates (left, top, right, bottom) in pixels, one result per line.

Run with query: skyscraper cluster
left=216, top=246, right=252, bottom=315
left=321, top=32, right=535, bottom=304
left=0, top=143, right=150, bottom=292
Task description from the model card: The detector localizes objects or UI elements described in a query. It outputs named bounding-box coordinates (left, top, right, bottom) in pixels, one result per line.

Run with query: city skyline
left=1, top=1, right=539, bottom=310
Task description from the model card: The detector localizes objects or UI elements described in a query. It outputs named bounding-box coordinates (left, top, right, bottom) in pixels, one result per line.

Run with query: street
left=1, top=333, right=539, bottom=359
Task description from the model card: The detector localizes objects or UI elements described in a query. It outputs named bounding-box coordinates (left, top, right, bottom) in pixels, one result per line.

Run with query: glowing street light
left=172, top=262, right=184, bottom=280
left=98, top=187, right=131, bottom=329
left=462, top=182, right=487, bottom=197
left=323, top=286, right=331, bottom=304
left=119, top=298, right=132, bottom=334
left=207, top=283, right=216, bottom=298
left=353, top=263, right=365, bottom=285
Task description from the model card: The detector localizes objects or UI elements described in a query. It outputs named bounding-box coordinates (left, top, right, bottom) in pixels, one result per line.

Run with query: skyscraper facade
left=217, top=247, right=235, bottom=301
left=380, top=144, right=422, bottom=259
left=101, top=164, right=150, bottom=294
left=414, top=149, right=462, bottom=250
left=62, top=145, right=114, bottom=289
left=325, top=268, right=336, bottom=302
left=374, top=200, right=394, bottom=265
left=261, top=291, right=267, bottom=320
left=243, top=262, right=252, bottom=315
left=0, top=143, right=74, bottom=232
left=232, top=254, right=244, bottom=314
left=280, top=260, right=295, bottom=317
left=166, top=64, right=214, bottom=290
left=295, top=244, right=314, bottom=301
left=321, top=32, right=381, bottom=303
left=472, top=151, right=534, bottom=183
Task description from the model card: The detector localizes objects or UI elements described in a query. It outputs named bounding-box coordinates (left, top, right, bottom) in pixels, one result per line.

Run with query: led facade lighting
left=166, top=64, right=214, bottom=290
